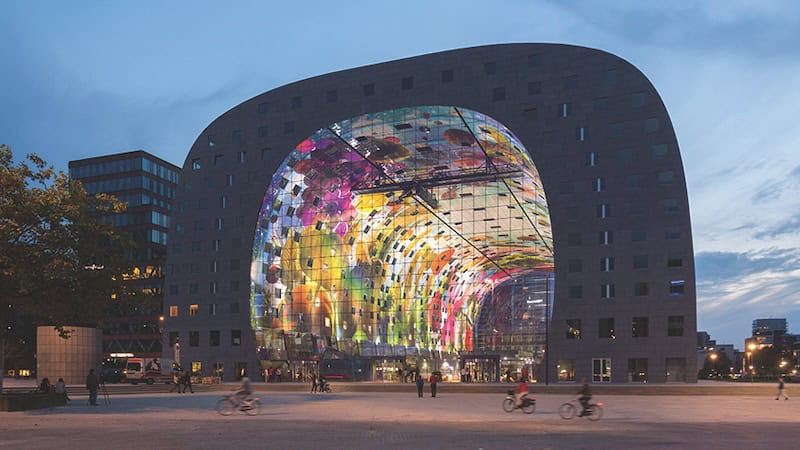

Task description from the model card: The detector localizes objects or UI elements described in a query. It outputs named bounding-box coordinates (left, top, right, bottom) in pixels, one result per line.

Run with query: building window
left=257, top=126, right=268, bottom=138
left=291, top=96, right=302, bottom=108
left=220, top=195, right=228, bottom=209
left=624, top=175, right=641, bottom=190
left=169, top=332, right=179, bottom=346
left=652, top=144, right=668, bottom=160
left=566, top=207, right=579, bottom=221
left=599, top=230, right=613, bottom=245
left=213, top=239, right=222, bottom=251
left=633, top=255, right=649, bottom=269
left=632, top=317, right=649, bottom=337
left=600, top=257, right=615, bottom=272
left=600, top=284, right=615, bottom=299
left=585, top=151, right=598, bottom=167
left=657, top=171, right=675, bottom=185
left=593, top=97, right=610, bottom=112
left=169, top=285, right=179, bottom=295
left=189, top=304, right=198, bottom=316
left=231, top=129, right=244, bottom=143
left=230, top=302, right=240, bottom=314
left=563, top=75, right=577, bottom=89
left=668, top=316, right=685, bottom=336
left=566, top=319, right=581, bottom=339
left=667, top=256, right=684, bottom=268
left=284, top=121, right=295, bottom=134
left=597, top=204, right=610, bottom=218
left=209, top=303, right=217, bottom=316
left=528, top=81, right=542, bottom=95
left=192, top=159, right=201, bottom=170
left=593, top=358, right=611, bottom=383
left=644, top=118, right=660, bottom=133
left=210, top=282, right=217, bottom=294
left=527, top=53, right=542, bottom=67
left=669, top=280, right=686, bottom=295
left=594, top=177, right=606, bottom=192
left=216, top=218, right=224, bottom=231
left=567, top=232, right=582, bottom=246
left=661, top=198, right=679, bottom=214
left=226, top=174, right=234, bottom=186
left=625, top=202, right=644, bottom=216
left=401, top=76, right=414, bottom=90
left=634, top=282, right=649, bottom=297
left=598, top=318, right=615, bottom=339
left=664, top=227, right=681, bottom=240
left=213, top=363, right=224, bottom=377
left=631, top=91, right=647, bottom=107
left=189, top=331, right=199, bottom=347
left=189, top=283, right=198, bottom=294
left=230, top=281, right=240, bottom=292
left=632, top=230, right=647, bottom=242
left=363, top=83, right=374, bottom=96
left=257, top=102, right=269, bottom=114
left=210, top=261, right=218, bottom=273
left=261, top=147, right=272, bottom=160
left=210, top=330, right=220, bottom=347
left=237, top=151, right=246, bottom=163
left=231, top=330, right=242, bottom=346
left=213, top=154, right=224, bottom=166
left=628, top=358, right=648, bottom=382
left=169, top=305, right=178, bottom=317
left=484, top=61, right=496, bottom=75
left=559, top=102, right=571, bottom=118
left=568, top=259, right=583, bottom=273
left=207, top=135, right=216, bottom=147
left=441, top=69, right=454, bottom=83
left=576, top=127, right=587, bottom=141
left=492, top=87, right=506, bottom=101
left=557, top=359, right=576, bottom=382
left=326, top=89, right=337, bottom=103
left=568, top=285, right=583, bottom=299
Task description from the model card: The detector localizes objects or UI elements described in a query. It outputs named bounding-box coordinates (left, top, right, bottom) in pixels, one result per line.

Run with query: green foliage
left=0, top=144, right=133, bottom=331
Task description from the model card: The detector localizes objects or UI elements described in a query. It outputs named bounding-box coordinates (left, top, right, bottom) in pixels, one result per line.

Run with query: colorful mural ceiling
left=251, top=106, right=553, bottom=356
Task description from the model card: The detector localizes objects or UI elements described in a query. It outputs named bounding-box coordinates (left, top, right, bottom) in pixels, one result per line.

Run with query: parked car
left=101, top=367, right=124, bottom=383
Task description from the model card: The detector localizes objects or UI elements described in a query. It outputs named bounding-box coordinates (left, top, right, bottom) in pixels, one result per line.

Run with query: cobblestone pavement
left=1, top=390, right=795, bottom=449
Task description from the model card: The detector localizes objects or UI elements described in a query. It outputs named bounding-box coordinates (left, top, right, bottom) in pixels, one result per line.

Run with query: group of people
left=309, top=373, right=329, bottom=393
left=169, top=369, right=195, bottom=393
left=415, top=372, right=439, bottom=397
left=38, top=377, right=71, bottom=402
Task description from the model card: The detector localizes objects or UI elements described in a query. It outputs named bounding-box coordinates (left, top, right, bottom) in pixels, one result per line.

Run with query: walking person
left=311, top=372, right=318, bottom=393
left=776, top=376, right=789, bottom=400
left=169, top=370, right=183, bottom=393
left=86, top=369, right=100, bottom=406
left=181, top=371, right=194, bottom=393
left=416, top=373, right=425, bottom=398
left=429, top=372, right=438, bottom=398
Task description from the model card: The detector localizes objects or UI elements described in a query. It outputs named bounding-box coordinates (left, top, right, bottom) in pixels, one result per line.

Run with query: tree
left=0, top=145, right=132, bottom=389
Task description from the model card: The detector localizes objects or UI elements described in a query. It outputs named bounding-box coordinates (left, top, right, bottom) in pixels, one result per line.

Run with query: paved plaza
left=1, top=384, right=797, bottom=449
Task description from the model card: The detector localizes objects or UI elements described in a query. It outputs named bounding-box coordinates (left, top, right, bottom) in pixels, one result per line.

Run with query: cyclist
left=577, top=378, right=592, bottom=416
left=234, top=376, right=252, bottom=405
left=515, top=378, right=529, bottom=408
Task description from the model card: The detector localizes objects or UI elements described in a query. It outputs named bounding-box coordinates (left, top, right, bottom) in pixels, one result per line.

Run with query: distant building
left=752, top=318, right=788, bottom=346
left=69, top=150, right=180, bottom=358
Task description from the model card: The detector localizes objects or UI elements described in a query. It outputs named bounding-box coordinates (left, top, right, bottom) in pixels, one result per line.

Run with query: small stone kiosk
left=37, top=325, right=102, bottom=385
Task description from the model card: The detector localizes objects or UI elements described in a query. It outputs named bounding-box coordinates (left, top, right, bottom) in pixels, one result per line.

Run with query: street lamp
left=747, top=343, right=757, bottom=381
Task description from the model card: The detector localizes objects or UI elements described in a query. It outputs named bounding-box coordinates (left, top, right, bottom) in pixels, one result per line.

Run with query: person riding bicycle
left=577, top=378, right=592, bottom=416
left=515, top=378, right=529, bottom=407
left=234, top=376, right=252, bottom=405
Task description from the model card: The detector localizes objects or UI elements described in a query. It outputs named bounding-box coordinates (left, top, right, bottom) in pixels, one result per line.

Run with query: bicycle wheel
left=559, top=402, right=576, bottom=419
left=216, top=398, right=235, bottom=416
left=502, top=398, right=515, bottom=413
left=521, top=400, right=536, bottom=414
left=244, top=399, right=262, bottom=416
left=587, top=404, right=603, bottom=421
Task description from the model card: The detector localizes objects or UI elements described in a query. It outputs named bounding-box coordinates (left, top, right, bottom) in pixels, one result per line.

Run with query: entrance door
left=592, top=358, right=611, bottom=383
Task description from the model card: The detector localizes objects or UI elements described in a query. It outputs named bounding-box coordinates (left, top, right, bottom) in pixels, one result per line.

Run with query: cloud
left=754, top=215, right=800, bottom=240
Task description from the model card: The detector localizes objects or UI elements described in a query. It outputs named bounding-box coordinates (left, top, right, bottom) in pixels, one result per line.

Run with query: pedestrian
left=429, top=372, right=438, bottom=398
left=169, top=371, right=183, bottom=393
left=86, top=369, right=100, bottom=406
left=776, top=376, right=789, bottom=400
left=181, top=371, right=194, bottom=393
left=311, top=372, right=318, bottom=393
left=54, top=377, right=70, bottom=402
left=416, top=373, right=425, bottom=398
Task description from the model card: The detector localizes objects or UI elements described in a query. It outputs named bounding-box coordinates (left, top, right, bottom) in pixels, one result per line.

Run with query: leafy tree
left=1, top=145, right=132, bottom=389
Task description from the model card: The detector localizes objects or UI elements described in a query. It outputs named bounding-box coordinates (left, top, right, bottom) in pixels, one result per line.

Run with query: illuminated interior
left=250, top=106, right=553, bottom=364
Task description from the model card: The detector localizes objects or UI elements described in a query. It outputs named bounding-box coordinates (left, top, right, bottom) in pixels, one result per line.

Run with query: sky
left=1, top=0, right=798, bottom=347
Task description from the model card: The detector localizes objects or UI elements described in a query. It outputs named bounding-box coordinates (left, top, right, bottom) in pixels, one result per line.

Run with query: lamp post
left=747, top=343, right=757, bottom=381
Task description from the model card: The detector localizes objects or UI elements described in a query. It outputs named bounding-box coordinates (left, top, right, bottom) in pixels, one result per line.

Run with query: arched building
left=164, top=43, right=696, bottom=383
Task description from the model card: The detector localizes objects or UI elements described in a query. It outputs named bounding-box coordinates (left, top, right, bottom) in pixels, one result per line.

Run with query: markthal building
left=164, top=44, right=697, bottom=384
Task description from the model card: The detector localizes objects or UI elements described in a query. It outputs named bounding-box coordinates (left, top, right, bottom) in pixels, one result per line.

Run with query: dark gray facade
left=164, top=43, right=696, bottom=383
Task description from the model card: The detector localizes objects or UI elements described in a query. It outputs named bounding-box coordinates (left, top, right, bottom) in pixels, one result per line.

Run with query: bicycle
left=216, top=393, right=262, bottom=416
left=559, top=398, right=603, bottom=420
left=502, top=390, right=536, bottom=414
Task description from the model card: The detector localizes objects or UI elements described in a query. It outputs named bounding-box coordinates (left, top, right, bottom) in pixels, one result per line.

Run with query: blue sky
left=1, top=0, right=798, bottom=347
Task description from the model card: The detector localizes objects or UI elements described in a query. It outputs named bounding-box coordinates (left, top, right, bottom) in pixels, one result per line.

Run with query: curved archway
left=250, top=105, right=553, bottom=372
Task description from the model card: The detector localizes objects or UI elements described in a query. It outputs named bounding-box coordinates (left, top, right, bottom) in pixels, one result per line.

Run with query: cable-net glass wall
left=251, top=106, right=553, bottom=377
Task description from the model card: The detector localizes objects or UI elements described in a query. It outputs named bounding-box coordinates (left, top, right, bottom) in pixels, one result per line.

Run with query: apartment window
left=568, top=285, right=583, bottom=299
left=600, top=284, right=615, bottom=299
left=634, top=282, right=649, bottom=297
left=291, top=96, right=302, bottom=108
left=667, top=256, right=684, bottom=267
left=617, top=148, right=634, bottom=164
left=207, top=135, right=216, bottom=147
left=401, top=76, right=414, bottom=90
left=652, top=144, right=668, bottom=160
left=628, top=358, right=648, bottom=382
left=168, top=332, right=179, bottom=346
left=189, top=331, right=199, bottom=347
left=237, top=151, right=246, bottom=163
left=220, top=195, right=228, bottom=209
left=604, top=69, right=618, bottom=84
left=492, top=87, right=506, bottom=101
left=213, top=239, right=222, bottom=251
left=231, top=330, right=242, bottom=346
left=208, top=303, right=217, bottom=316
left=559, top=102, right=571, bottom=118
left=668, top=316, right=685, bottom=336
left=594, top=177, right=606, bottom=192
left=226, top=174, right=234, bottom=186
left=644, top=118, right=660, bottom=133
left=665, top=227, right=682, bottom=240
left=568, top=259, right=583, bottom=273
left=213, top=363, right=224, bottom=377
left=599, top=230, right=613, bottom=245
left=528, top=81, right=542, bottom=95
left=585, top=151, right=598, bottom=167
left=599, top=318, right=615, bottom=339
left=261, top=147, right=272, bottom=160
left=625, top=202, right=644, bottom=216
left=593, top=358, right=612, bottom=383
left=326, top=89, right=337, bottom=103
left=210, top=261, right=218, bottom=273
left=661, top=198, right=679, bottom=214
left=633, top=255, right=649, bottom=269
left=600, top=257, right=615, bottom=272
left=576, top=127, right=587, bottom=141
left=189, top=304, right=199, bottom=316
left=216, top=218, right=224, bottom=231
left=669, top=280, right=686, bottom=295
left=484, top=61, right=496, bottom=75
left=597, top=204, right=610, bottom=218
left=557, top=359, right=576, bottom=382
left=169, top=305, right=178, bottom=317
left=632, top=230, right=647, bottom=242
left=363, top=83, right=375, bottom=96
left=191, top=241, right=201, bottom=252
left=631, top=91, right=647, bottom=107
left=593, top=97, right=610, bottom=112
left=231, top=129, right=244, bottom=142
left=624, top=175, right=641, bottom=190
left=210, top=282, right=217, bottom=294
left=210, top=330, right=220, bottom=347
left=657, top=171, right=675, bottom=185
left=567, top=232, right=582, bottom=246
left=192, top=159, right=201, bottom=170
left=213, top=155, right=224, bottom=166
left=257, top=126, right=268, bottom=138
left=632, top=317, right=649, bottom=337
left=566, top=319, right=582, bottom=339
left=441, top=69, right=454, bottom=83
